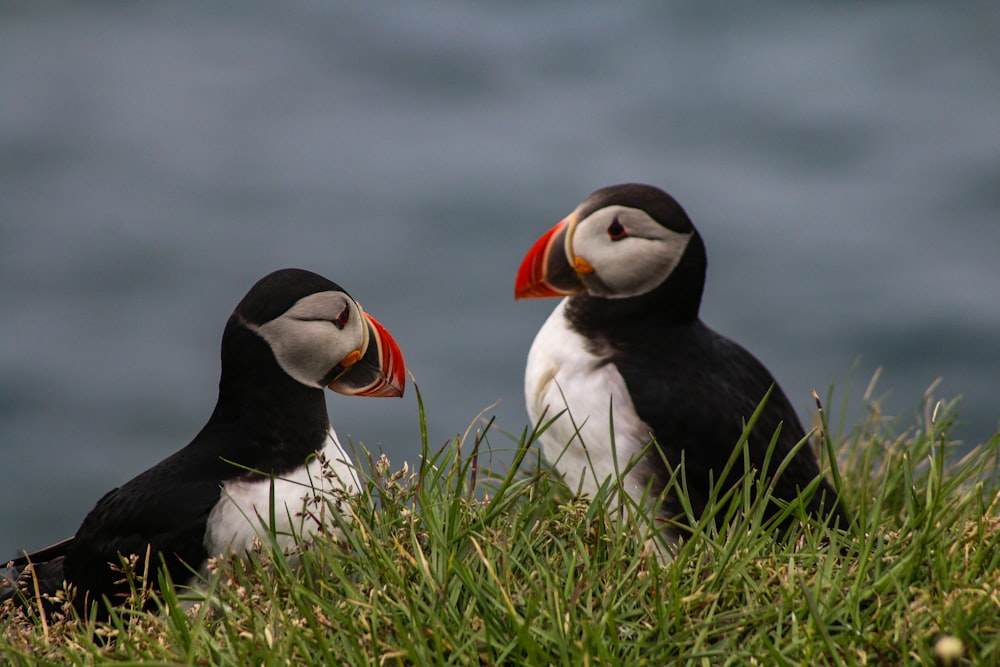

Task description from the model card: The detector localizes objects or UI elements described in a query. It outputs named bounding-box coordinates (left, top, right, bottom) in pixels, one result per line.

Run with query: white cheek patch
left=250, top=293, right=365, bottom=389
left=255, top=319, right=334, bottom=388
left=573, top=206, right=692, bottom=299
left=588, top=232, right=691, bottom=298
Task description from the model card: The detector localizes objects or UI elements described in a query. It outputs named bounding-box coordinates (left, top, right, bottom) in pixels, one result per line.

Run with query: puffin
left=1, top=268, right=405, bottom=615
left=514, top=183, right=848, bottom=548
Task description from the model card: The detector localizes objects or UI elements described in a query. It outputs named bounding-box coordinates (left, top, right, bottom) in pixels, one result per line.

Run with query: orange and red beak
left=328, top=312, right=406, bottom=398
left=514, top=214, right=587, bottom=299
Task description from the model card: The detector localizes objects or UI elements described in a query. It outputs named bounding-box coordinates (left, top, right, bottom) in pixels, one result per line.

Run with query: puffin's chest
left=524, top=300, right=655, bottom=499
left=203, top=429, right=359, bottom=559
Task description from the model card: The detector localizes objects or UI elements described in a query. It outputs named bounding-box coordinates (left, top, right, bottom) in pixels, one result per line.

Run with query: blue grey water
left=2, top=2, right=998, bottom=558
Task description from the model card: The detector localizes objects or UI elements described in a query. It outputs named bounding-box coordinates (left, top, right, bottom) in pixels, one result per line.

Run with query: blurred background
left=2, top=2, right=998, bottom=557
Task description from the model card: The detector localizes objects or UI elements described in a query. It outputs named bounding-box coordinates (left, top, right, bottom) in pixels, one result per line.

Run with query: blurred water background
left=2, top=2, right=998, bottom=557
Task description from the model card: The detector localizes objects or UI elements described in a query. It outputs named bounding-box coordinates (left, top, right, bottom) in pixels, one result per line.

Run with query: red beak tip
left=515, top=218, right=575, bottom=300
left=356, top=312, right=408, bottom=398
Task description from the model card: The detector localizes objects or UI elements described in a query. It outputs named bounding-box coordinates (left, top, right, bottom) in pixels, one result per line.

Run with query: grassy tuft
left=3, top=383, right=999, bottom=666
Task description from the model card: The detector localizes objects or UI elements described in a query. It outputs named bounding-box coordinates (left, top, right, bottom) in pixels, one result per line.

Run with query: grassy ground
left=2, top=384, right=998, bottom=666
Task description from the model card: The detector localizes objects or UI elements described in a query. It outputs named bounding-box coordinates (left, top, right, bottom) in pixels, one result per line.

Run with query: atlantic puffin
left=515, top=184, right=848, bottom=547
left=1, top=268, right=405, bottom=615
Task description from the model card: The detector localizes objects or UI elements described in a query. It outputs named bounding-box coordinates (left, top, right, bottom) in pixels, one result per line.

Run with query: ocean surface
left=2, top=2, right=998, bottom=558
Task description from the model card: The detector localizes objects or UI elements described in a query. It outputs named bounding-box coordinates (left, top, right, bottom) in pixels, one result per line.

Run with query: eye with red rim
left=332, top=305, right=351, bottom=329
left=607, top=218, right=628, bottom=240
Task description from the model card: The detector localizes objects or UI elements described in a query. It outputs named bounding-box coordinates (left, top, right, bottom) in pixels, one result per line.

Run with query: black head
left=235, top=268, right=347, bottom=326
left=515, top=183, right=707, bottom=321
left=221, top=268, right=406, bottom=400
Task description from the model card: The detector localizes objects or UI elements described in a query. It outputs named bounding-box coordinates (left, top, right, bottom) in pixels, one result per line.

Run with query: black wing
left=614, top=322, right=847, bottom=528
left=56, top=435, right=252, bottom=613
left=1, top=538, right=73, bottom=608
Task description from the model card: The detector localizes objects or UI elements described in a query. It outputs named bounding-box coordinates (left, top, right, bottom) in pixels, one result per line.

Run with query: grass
left=2, top=380, right=999, bottom=666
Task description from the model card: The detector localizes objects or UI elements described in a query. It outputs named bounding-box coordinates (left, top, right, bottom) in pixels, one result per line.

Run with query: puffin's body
left=516, top=184, right=847, bottom=546
left=2, top=268, right=405, bottom=614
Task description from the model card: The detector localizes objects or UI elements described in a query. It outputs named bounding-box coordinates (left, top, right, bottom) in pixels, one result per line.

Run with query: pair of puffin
left=515, top=183, right=848, bottom=546
left=1, top=268, right=405, bottom=615
left=3, top=183, right=847, bottom=616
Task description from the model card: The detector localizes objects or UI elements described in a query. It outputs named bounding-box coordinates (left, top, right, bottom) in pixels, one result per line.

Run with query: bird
left=514, top=183, right=848, bottom=550
left=1, top=268, right=406, bottom=616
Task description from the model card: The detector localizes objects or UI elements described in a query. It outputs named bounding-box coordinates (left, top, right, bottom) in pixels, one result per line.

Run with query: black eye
left=607, top=218, right=627, bottom=241
left=332, top=305, right=350, bottom=330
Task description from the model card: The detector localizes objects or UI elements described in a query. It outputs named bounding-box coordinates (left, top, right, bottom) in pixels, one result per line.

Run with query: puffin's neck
left=208, top=322, right=331, bottom=474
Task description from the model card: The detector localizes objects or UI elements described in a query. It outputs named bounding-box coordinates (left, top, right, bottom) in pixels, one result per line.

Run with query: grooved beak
left=328, top=312, right=406, bottom=398
left=514, top=214, right=587, bottom=299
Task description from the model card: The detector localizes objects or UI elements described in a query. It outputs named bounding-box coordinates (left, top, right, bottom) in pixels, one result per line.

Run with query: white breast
left=203, top=428, right=360, bottom=562
left=525, top=299, right=655, bottom=504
